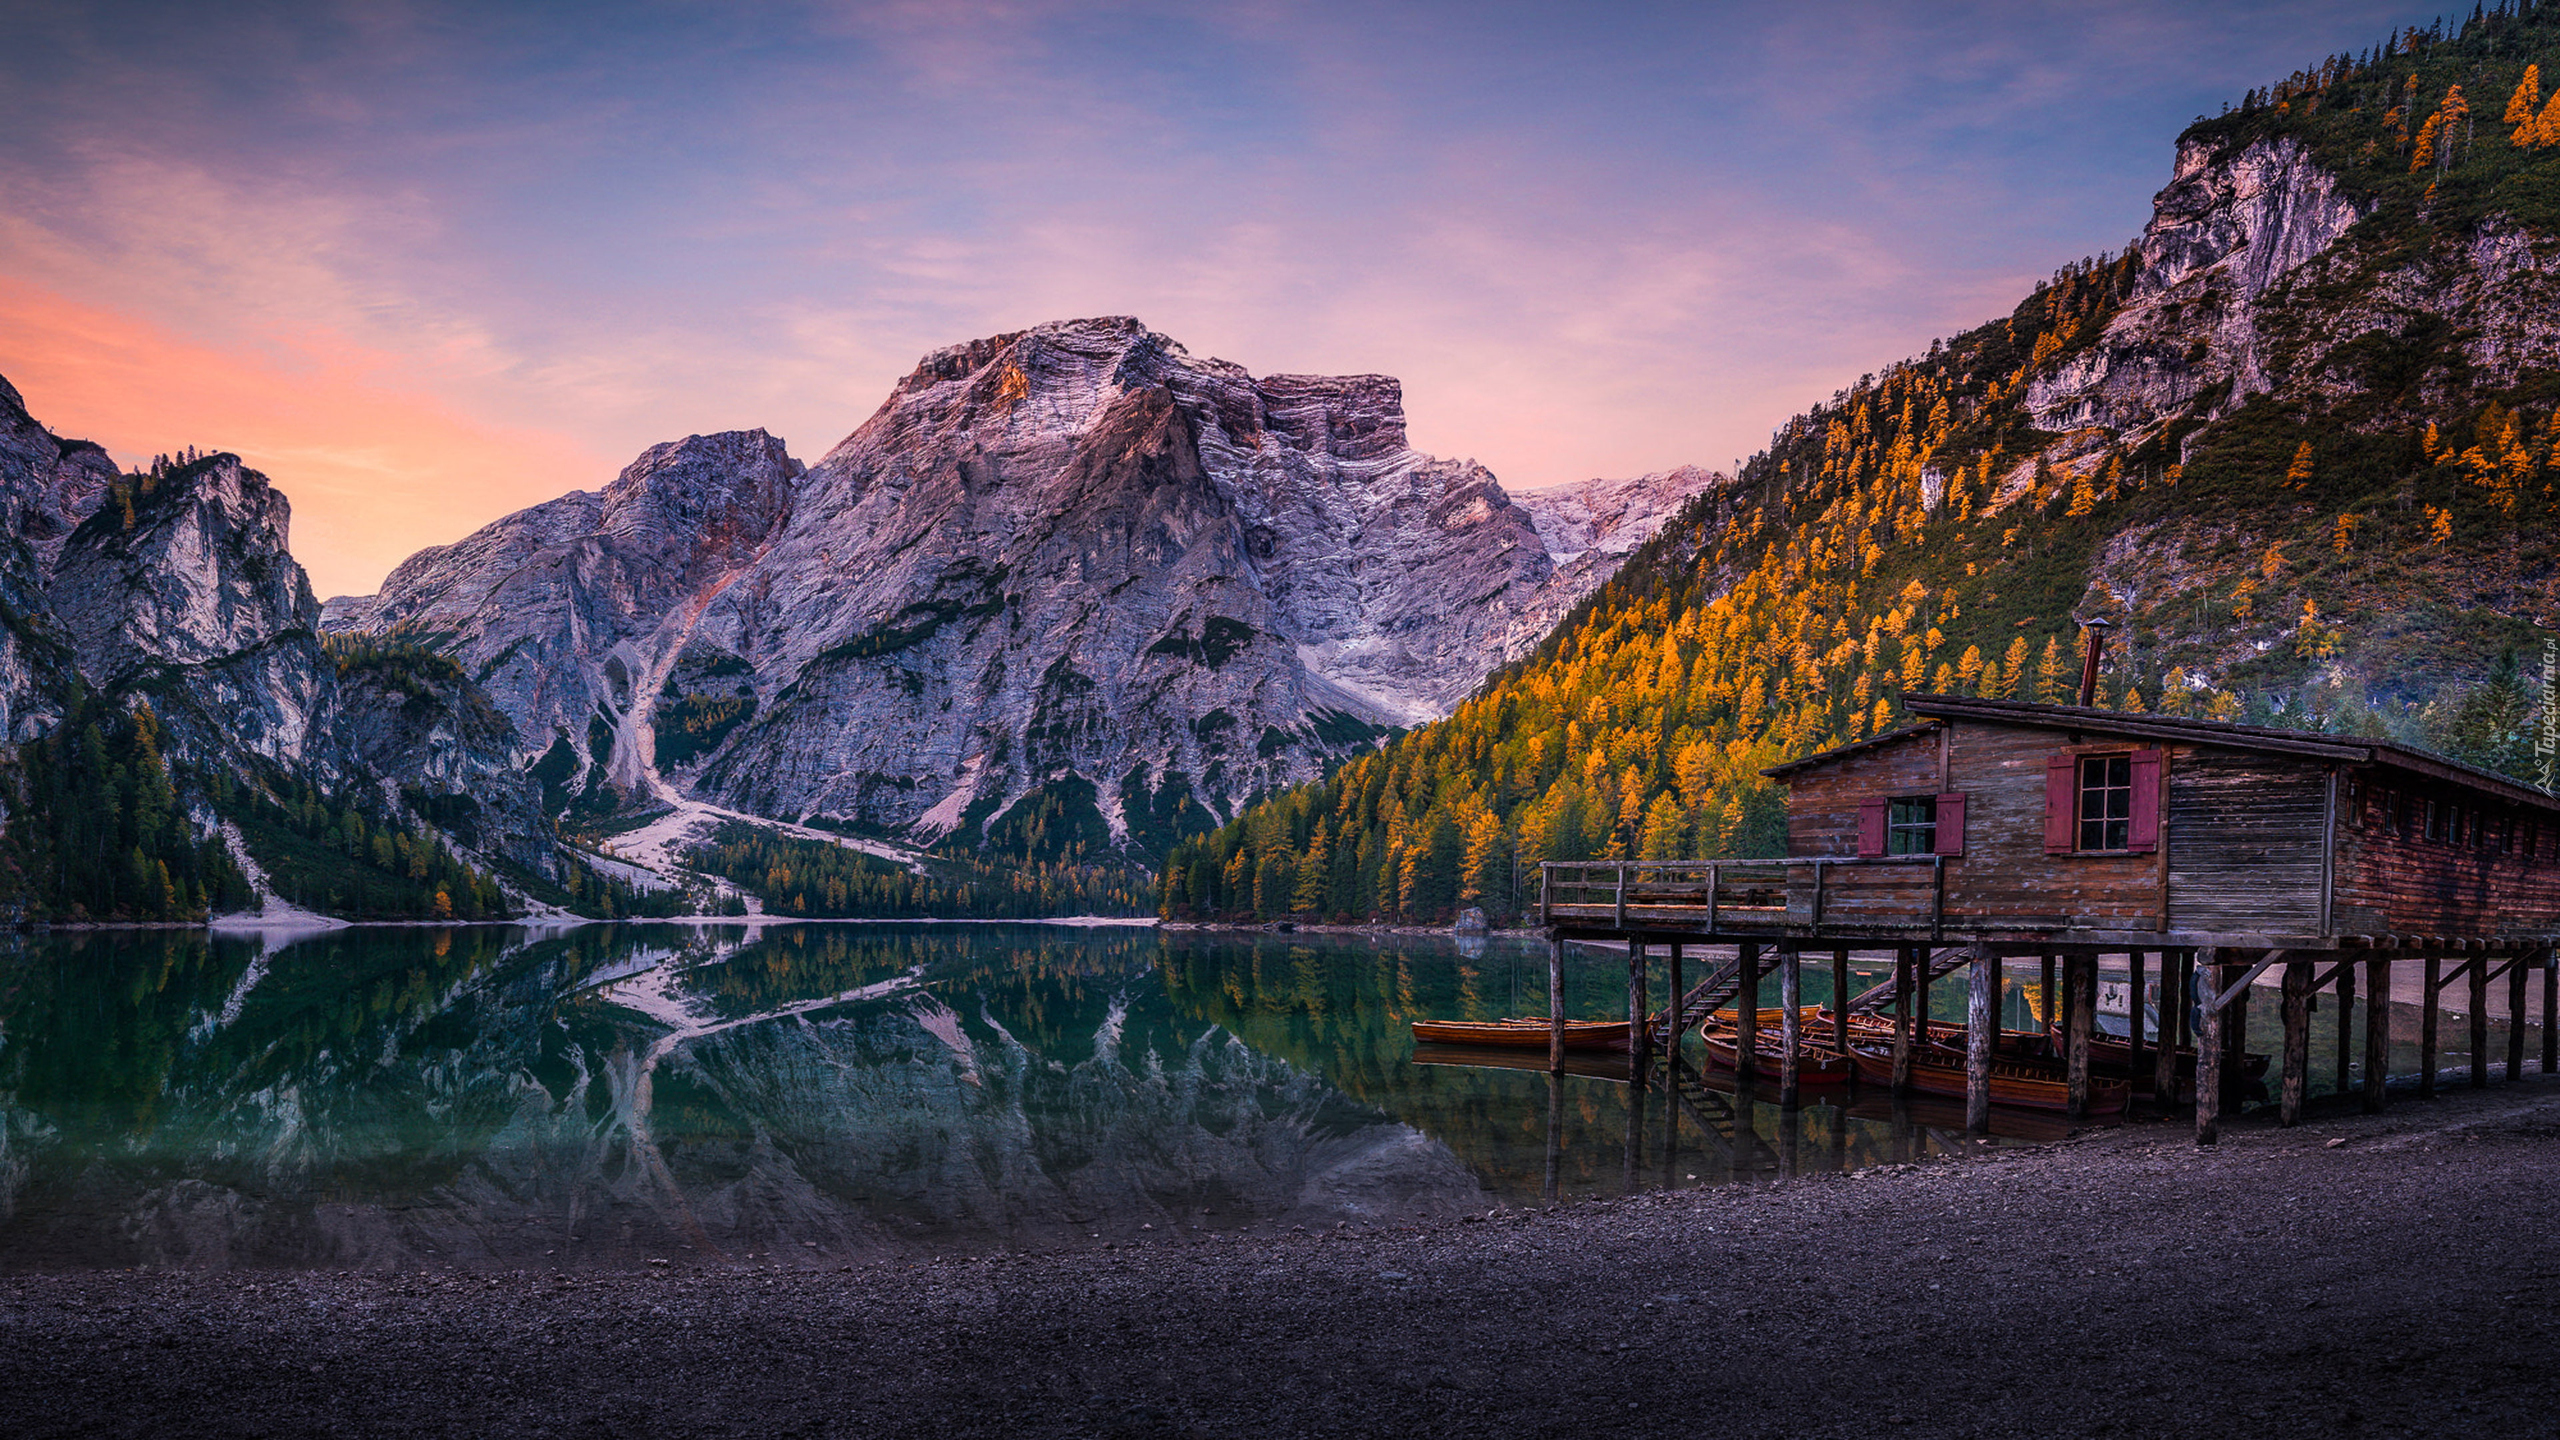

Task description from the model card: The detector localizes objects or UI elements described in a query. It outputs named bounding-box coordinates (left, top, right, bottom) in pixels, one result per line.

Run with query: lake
left=0, top=922, right=2373, bottom=1272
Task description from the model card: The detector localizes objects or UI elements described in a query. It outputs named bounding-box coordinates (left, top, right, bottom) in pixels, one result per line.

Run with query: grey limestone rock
left=0, top=377, right=556, bottom=881
left=336, top=317, right=1717, bottom=854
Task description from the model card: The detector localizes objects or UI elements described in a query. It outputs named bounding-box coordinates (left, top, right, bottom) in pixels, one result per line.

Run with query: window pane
left=1887, top=796, right=1936, bottom=855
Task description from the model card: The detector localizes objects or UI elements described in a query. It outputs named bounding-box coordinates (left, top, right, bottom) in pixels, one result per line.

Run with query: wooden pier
left=1532, top=695, right=2560, bottom=1143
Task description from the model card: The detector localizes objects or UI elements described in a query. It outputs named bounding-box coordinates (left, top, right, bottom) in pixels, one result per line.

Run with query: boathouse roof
left=1763, top=693, right=2560, bottom=814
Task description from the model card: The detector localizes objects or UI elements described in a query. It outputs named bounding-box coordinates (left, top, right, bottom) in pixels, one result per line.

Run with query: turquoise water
left=0, top=924, right=2113, bottom=1272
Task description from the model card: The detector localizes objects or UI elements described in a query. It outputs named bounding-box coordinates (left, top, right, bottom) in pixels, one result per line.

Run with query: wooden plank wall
left=2165, top=751, right=2327, bottom=933
left=1945, top=721, right=2160, bottom=929
left=1782, top=727, right=1940, bottom=857
left=2331, top=764, right=2560, bottom=934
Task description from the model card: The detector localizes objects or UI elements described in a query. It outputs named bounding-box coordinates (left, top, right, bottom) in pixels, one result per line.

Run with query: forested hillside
left=1162, top=5, right=2560, bottom=926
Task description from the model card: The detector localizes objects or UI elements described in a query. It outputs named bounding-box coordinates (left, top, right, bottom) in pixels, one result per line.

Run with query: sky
left=0, top=0, right=2424, bottom=599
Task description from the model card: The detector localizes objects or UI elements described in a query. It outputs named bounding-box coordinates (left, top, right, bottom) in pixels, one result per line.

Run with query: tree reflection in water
left=0, top=925, right=2002, bottom=1273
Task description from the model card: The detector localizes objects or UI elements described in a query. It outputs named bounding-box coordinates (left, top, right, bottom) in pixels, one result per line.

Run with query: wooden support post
left=1667, top=943, right=1684, bottom=1051
left=2222, top=964, right=2251, bottom=1113
left=2196, top=947, right=2225, bottom=1146
left=2470, top=955, right=2490, bottom=1090
left=2040, top=954, right=2057, bottom=1036
left=1548, top=935, right=1568, bottom=1075
left=2362, top=958, right=2389, bottom=1114
left=2335, top=959, right=2357, bottom=1097
left=2127, top=951, right=2147, bottom=1082
left=2506, top=952, right=2528, bottom=1083
left=2058, top=952, right=2078, bottom=1055
left=1891, top=946, right=1915, bottom=1095
left=1965, top=945, right=1994, bottom=1134
left=2066, top=954, right=2094, bottom=1119
left=2279, top=957, right=2311, bottom=1127
left=2544, top=949, right=2558, bottom=1077
left=2153, top=949, right=2183, bottom=1105
left=1735, top=942, right=1762, bottom=1083
left=1628, top=939, right=1651, bottom=1087
left=1779, top=946, right=1802, bottom=1109
left=1915, top=952, right=1932, bottom=1037
left=2420, top=956, right=2440, bottom=1099
left=1830, top=949, right=1849, bottom=1058
left=2174, top=950, right=2194, bottom=1053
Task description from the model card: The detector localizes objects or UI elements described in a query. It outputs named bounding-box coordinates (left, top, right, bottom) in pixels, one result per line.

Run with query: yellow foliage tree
left=2066, top=463, right=2099, bottom=517
left=2410, top=111, right=2447, bottom=172
left=2507, top=65, right=2542, bottom=129
left=2000, top=636, right=2031, bottom=700
left=2035, top=635, right=2066, bottom=703
left=2285, top=441, right=2316, bottom=489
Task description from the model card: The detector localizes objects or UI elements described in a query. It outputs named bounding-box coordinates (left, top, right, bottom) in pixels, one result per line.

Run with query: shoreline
left=7, top=1079, right=2555, bottom=1437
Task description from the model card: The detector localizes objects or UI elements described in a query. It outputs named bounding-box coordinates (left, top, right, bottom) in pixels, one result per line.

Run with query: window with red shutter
left=1856, top=797, right=1886, bottom=857
left=1933, top=793, right=1967, bottom=856
left=2127, top=750, right=2162, bottom=854
left=2044, top=754, right=2075, bottom=854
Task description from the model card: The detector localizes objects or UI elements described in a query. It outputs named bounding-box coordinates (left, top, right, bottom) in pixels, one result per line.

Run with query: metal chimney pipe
left=2076, top=617, right=2113, bottom=707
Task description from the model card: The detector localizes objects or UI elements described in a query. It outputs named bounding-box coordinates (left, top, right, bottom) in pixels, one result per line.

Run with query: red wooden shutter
left=1856, top=798, right=1886, bottom=857
left=1934, top=793, right=1967, bottom=856
left=2128, top=749, right=2163, bottom=854
left=2044, top=754, right=2076, bottom=854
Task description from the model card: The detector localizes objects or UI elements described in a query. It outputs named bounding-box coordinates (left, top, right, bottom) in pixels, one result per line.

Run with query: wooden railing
left=1538, top=857, right=1947, bottom=936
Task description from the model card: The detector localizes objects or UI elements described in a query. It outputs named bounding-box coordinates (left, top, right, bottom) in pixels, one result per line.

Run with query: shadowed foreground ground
left=7, top=1081, right=2556, bottom=1439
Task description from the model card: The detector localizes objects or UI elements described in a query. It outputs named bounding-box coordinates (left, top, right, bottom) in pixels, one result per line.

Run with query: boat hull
left=1846, top=1043, right=2129, bottom=1115
left=1409, top=1018, right=1631, bottom=1051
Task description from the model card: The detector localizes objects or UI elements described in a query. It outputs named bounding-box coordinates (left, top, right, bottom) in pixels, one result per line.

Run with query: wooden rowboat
left=1698, top=1028, right=1855, bottom=1085
left=1698, top=1006, right=1853, bottom=1084
left=1409, top=1017, right=1631, bottom=1050
left=1845, top=1040, right=2130, bottom=1115
left=1410, top=1042, right=1633, bottom=1082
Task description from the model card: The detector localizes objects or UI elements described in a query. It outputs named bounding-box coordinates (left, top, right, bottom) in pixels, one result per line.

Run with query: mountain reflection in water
left=0, top=924, right=1991, bottom=1272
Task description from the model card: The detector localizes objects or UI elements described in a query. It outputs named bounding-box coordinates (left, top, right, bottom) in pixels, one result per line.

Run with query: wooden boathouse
left=1536, top=691, right=2560, bottom=1143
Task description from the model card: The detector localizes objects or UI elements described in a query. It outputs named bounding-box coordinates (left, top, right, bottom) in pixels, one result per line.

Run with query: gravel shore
left=8, top=1082, right=2557, bottom=1439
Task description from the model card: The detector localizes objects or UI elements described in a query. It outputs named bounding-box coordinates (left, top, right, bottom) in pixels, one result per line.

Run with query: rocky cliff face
left=2026, top=137, right=2374, bottom=439
left=335, top=318, right=1716, bottom=853
left=0, top=378, right=117, bottom=743
left=0, top=378, right=557, bottom=892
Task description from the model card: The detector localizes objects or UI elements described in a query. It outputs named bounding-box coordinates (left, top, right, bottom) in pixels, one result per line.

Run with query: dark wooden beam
left=2040, top=954, right=2057, bottom=1039
left=2362, top=958, right=2389, bottom=1115
left=1891, top=946, right=1915, bottom=1095
left=2470, top=953, right=2490, bottom=1090
left=2335, top=957, right=2356, bottom=1098
left=2507, top=946, right=2529, bottom=1083
left=2066, top=954, right=2094, bottom=1120
left=2196, top=948, right=2225, bottom=1145
left=1779, top=945, right=1802, bottom=1109
left=1548, top=935, right=1567, bottom=1075
left=1666, top=942, right=1684, bottom=1051
left=1628, top=939, right=1651, bottom=1086
left=1830, top=949, right=1849, bottom=1057
left=2280, top=957, right=2311, bottom=1127
left=2420, top=956, right=2441, bottom=1100
left=1966, top=945, right=1994, bottom=1134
